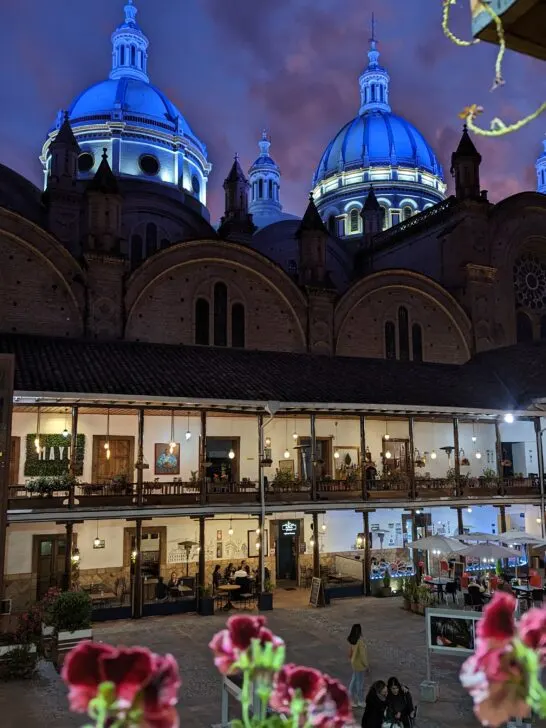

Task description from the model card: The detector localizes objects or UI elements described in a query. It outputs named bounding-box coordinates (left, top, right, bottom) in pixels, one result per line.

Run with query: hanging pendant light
left=292, top=418, right=298, bottom=441
left=321, top=517, right=327, bottom=532
left=384, top=450, right=392, bottom=459
left=93, top=521, right=102, bottom=549
left=284, top=449, right=290, bottom=459
left=333, top=421, right=340, bottom=460
left=62, top=408, right=69, bottom=438
left=185, top=412, right=192, bottom=441
left=228, top=519, right=234, bottom=536
left=169, top=410, right=176, bottom=453
left=309, top=536, right=315, bottom=548
left=265, top=436, right=272, bottom=447
left=430, top=450, right=437, bottom=460
left=384, top=419, right=390, bottom=441
left=256, top=540, right=261, bottom=551
left=475, top=451, right=482, bottom=459
left=228, top=448, right=235, bottom=460
left=283, top=419, right=290, bottom=459
left=104, top=408, right=111, bottom=454
left=34, top=407, right=41, bottom=454
left=256, top=526, right=261, bottom=535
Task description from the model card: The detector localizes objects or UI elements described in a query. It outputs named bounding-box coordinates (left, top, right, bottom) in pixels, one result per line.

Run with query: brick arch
left=0, top=208, right=85, bottom=336
left=125, top=239, right=308, bottom=350
left=335, top=270, right=472, bottom=363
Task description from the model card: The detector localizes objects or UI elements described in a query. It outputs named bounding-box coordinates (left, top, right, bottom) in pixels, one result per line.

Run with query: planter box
left=258, top=592, right=273, bottom=611
left=54, top=628, right=92, bottom=668
left=42, top=623, right=54, bottom=638
left=0, top=643, right=37, bottom=657
left=198, top=597, right=215, bottom=616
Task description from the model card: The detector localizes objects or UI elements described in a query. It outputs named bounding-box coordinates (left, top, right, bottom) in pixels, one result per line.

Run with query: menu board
left=309, top=577, right=325, bottom=607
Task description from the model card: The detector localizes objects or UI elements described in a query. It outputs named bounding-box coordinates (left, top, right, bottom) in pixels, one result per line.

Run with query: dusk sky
left=0, top=0, right=544, bottom=222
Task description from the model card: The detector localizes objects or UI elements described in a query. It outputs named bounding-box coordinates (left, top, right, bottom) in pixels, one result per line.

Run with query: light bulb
left=536, top=517, right=542, bottom=524
left=93, top=537, right=101, bottom=548
left=228, top=449, right=235, bottom=460
left=256, top=541, right=260, bottom=550
left=62, top=428, right=69, bottom=438
left=228, top=527, right=233, bottom=536
left=503, top=413, right=514, bottom=424
left=384, top=433, right=390, bottom=441
left=185, top=430, right=192, bottom=441
left=34, top=437, right=40, bottom=448
left=309, top=538, right=315, bottom=548
left=169, top=442, right=176, bottom=453
left=334, top=450, right=340, bottom=459
left=415, top=509, right=421, bottom=514
left=265, top=437, right=271, bottom=447
left=104, top=441, right=110, bottom=450
left=132, top=550, right=138, bottom=559
left=471, top=436, right=477, bottom=443
left=475, top=451, right=482, bottom=459
left=467, top=507, right=472, bottom=513
left=292, top=432, right=298, bottom=440
left=256, top=527, right=260, bottom=535
left=105, top=448, right=110, bottom=460
left=321, top=523, right=326, bottom=532
left=385, top=450, right=392, bottom=459
left=430, top=451, right=437, bottom=460
left=284, top=449, right=290, bottom=459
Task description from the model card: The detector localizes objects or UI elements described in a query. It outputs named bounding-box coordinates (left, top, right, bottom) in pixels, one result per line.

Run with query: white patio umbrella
left=458, top=543, right=517, bottom=560
left=410, top=535, right=466, bottom=553
left=453, top=532, right=499, bottom=542
left=498, top=530, right=545, bottom=545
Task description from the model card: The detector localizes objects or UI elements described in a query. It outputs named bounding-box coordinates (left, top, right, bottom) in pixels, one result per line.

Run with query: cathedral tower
left=218, top=155, right=256, bottom=241
left=248, top=131, right=283, bottom=228
left=450, top=125, right=481, bottom=201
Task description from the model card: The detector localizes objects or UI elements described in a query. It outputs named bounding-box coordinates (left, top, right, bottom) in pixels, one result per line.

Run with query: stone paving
left=0, top=595, right=482, bottom=728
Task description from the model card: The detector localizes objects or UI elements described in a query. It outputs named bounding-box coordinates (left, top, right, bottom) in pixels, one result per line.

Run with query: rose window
left=513, top=254, right=546, bottom=311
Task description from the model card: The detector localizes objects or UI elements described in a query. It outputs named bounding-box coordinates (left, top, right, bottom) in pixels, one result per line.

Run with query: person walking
left=347, top=623, right=369, bottom=708
left=385, top=676, right=415, bottom=728
left=362, top=680, right=388, bottom=728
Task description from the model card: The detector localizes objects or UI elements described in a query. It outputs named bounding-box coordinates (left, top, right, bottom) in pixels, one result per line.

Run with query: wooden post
left=453, top=417, right=461, bottom=497
left=136, top=408, right=144, bottom=508
left=312, top=512, right=320, bottom=578
left=68, top=405, right=78, bottom=507
left=133, top=518, right=143, bottom=618
left=411, top=511, right=420, bottom=584
left=198, top=515, right=206, bottom=597
left=408, top=416, right=416, bottom=499
left=200, top=411, right=207, bottom=506
left=359, top=415, right=367, bottom=501
left=534, top=417, right=546, bottom=539
left=456, top=507, right=464, bottom=536
left=495, top=421, right=503, bottom=488
left=498, top=505, right=507, bottom=534
left=63, top=522, right=74, bottom=592
left=0, top=355, right=14, bottom=601
left=363, top=511, right=371, bottom=596
left=310, top=414, right=317, bottom=501
left=258, top=414, right=265, bottom=591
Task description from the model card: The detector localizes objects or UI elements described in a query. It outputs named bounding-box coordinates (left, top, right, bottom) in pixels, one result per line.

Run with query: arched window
left=145, top=223, right=157, bottom=256
left=195, top=299, right=210, bottom=346
left=268, top=180, right=273, bottom=198
left=328, top=215, right=336, bottom=235
left=349, top=209, right=359, bottom=233
left=516, top=311, right=533, bottom=343
left=380, top=206, right=388, bottom=230
left=541, top=316, right=546, bottom=340
left=398, top=307, right=410, bottom=361
left=131, top=235, right=143, bottom=268
left=258, top=179, right=263, bottom=199
left=131, top=46, right=136, bottom=65
left=412, top=323, right=423, bottom=362
left=385, top=321, right=396, bottom=360
left=232, top=304, right=245, bottom=348
left=402, top=206, right=413, bottom=221
left=120, top=46, right=125, bottom=65
left=214, top=282, right=228, bottom=347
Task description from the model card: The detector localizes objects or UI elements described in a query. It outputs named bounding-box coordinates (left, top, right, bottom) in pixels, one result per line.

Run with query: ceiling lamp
left=504, top=413, right=514, bottom=424
left=185, top=413, right=192, bottom=441
left=256, top=540, right=261, bottom=551
left=169, top=410, right=176, bottom=454
left=467, top=507, right=473, bottom=513
left=384, top=419, right=390, bottom=441
left=333, top=421, right=340, bottom=459
left=309, top=536, right=315, bottom=548
left=93, top=521, right=102, bottom=549
left=228, top=519, right=233, bottom=536
left=62, top=408, right=69, bottom=438
left=472, top=435, right=477, bottom=443
left=321, top=518, right=326, bottom=532
left=292, top=419, right=299, bottom=441
left=475, top=451, right=482, bottom=459
left=256, top=526, right=261, bottom=535
left=228, top=448, right=235, bottom=460
left=284, top=449, right=290, bottom=459
left=104, top=409, right=111, bottom=460
left=265, top=436, right=272, bottom=447
left=34, top=407, right=41, bottom=454
left=384, top=450, right=392, bottom=460
left=430, top=450, right=437, bottom=460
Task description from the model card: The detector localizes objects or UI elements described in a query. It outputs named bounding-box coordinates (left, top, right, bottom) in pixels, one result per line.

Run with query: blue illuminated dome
left=41, top=1, right=211, bottom=205
left=312, top=20, right=446, bottom=238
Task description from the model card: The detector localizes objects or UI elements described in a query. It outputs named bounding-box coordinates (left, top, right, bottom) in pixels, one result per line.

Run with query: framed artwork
left=216, top=529, right=222, bottom=541
left=427, top=609, right=480, bottom=654
left=154, top=443, right=180, bottom=475
left=334, top=446, right=359, bottom=478
left=248, top=529, right=268, bottom=558
left=216, top=543, right=223, bottom=558
left=278, top=459, right=294, bottom=475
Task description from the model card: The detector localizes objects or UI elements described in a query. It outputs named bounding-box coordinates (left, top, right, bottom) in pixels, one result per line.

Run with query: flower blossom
left=209, top=615, right=284, bottom=675
left=476, top=592, right=516, bottom=645
left=309, top=674, right=352, bottom=728
left=519, top=606, right=546, bottom=665
left=269, top=664, right=326, bottom=712
left=62, top=640, right=181, bottom=727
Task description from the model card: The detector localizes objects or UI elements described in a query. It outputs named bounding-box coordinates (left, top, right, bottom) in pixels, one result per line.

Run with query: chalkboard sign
left=309, top=577, right=325, bottom=607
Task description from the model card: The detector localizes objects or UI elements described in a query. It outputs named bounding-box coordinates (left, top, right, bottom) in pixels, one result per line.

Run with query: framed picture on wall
left=278, top=459, right=294, bottom=475
left=248, top=530, right=268, bottom=558
left=216, top=529, right=222, bottom=541
left=154, top=443, right=180, bottom=475
left=216, top=543, right=223, bottom=558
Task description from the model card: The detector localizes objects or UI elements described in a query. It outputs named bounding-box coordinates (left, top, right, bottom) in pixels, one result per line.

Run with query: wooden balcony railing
left=6, top=476, right=541, bottom=511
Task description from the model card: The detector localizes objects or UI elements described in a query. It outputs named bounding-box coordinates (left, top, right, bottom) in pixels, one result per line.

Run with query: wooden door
left=92, top=435, right=135, bottom=484
left=9, top=436, right=20, bottom=485
left=36, top=535, right=66, bottom=600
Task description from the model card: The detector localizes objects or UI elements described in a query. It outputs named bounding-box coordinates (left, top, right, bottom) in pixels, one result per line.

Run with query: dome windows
left=139, top=154, right=160, bottom=176
left=78, top=152, right=94, bottom=173
left=191, top=174, right=200, bottom=196
left=349, top=209, right=360, bottom=234
left=402, top=206, right=413, bottom=221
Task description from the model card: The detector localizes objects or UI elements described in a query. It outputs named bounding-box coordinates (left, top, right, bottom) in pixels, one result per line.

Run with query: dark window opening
left=328, top=215, right=336, bottom=235
left=195, top=299, right=209, bottom=345
left=139, top=155, right=160, bottom=176
left=232, top=303, right=245, bottom=348
left=258, top=179, right=263, bottom=199
left=268, top=179, right=273, bottom=198
left=145, top=223, right=157, bottom=257
left=131, top=235, right=143, bottom=268
left=120, top=46, right=125, bottom=65
left=191, top=175, right=200, bottom=196
left=398, top=307, right=410, bottom=361
left=516, top=311, right=533, bottom=343
left=412, top=323, right=423, bottom=362
left=385, top=321, right=396, bottom=360
left=131, top=46, right=136, bottom=65
left=214, top=282, right=228, bottom=347
left=78, top=152, right=94, bottom=173
left=350, top=209, right=359, bottom=233
left=160, top=238, right=169, bottom=250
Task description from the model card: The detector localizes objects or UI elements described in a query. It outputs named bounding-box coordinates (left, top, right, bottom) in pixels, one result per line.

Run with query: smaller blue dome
left=314, top=111, right=442, bottom=184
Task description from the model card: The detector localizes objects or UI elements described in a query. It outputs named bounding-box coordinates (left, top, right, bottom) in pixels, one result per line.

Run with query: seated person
left=155, top=576, right=168, bottom=601
left=212, top=564, right=222, bottom=590
left=233, top=565, right=248, bottom=579
left=496, top=574, right=515, bottom=595
left=224, top=563, right=234, bottom=581
left=167, top=571, right=178, bottom=589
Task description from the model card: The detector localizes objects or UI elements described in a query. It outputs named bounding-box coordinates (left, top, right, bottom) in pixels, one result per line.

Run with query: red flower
left=62, top=640, right=181, bottom=725
left=209, top=615, right=284, bottom=675
left=519, top=606, right=546, bottom=664
left=269, top=664, right=326, bottom=712
left=476, top=592, right=516, bottom=644
left=310, top=675, right=352, bottom=728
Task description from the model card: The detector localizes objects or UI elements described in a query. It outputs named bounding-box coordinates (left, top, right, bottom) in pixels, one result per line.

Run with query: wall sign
left=24, top=434, right=85, bottom=476
left=281, top=520, right=298, bottom=536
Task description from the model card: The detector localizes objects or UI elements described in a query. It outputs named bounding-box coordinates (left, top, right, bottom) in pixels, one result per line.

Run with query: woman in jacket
left=347, top=624, right=369, bottom=707
left=361, top=680, right=387, bottom=728
left=385, top=676, right=415, bottom=728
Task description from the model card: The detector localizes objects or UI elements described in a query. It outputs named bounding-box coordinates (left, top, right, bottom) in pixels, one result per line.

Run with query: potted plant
left=198, top=586, right=214, bottom=616
left=401, top=578, right=411, bottom=610
left=51, top=591, right=92, bottom=668
left=380, top=573, right=392, bottom=598
left=409, top=581, right=419, bottom=613
left=417, top=585, right=433, bottom=616
left=258, top=580, right=274, bottom=611
left=0, top=639, right=37, bottom=680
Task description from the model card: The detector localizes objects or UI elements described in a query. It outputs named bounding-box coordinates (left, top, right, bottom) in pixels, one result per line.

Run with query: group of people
left=212, top=561, right=271, bottom=590
left=347, top=624, right=415, bottom=728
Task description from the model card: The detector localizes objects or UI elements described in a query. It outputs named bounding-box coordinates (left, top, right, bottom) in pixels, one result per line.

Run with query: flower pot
left=54, top=628, right=93, bottom=668
left=258, top=592, right=273, bottom=611
left=198, top=596, right=214, bottom=616
left=403, top=598, right=410, bottom=611
left=411, top=602, right=418, bottom=613
left=380, top=586, right=392, bottom=598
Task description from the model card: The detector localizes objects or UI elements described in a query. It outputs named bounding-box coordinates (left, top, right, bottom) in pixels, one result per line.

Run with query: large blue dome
left=314, top=110, right=442, bottom=185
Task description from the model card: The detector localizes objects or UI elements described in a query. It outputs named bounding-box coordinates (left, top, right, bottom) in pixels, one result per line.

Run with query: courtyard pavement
left=0, top=595, right=480, bottom=728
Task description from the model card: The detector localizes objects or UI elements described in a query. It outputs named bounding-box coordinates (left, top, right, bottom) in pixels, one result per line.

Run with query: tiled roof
left=0, top=333, right=533, bottom=412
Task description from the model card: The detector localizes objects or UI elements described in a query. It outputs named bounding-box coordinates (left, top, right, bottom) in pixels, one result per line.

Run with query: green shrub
left=382, top=573, right=391, bottom=588
left=0, top=645, right=37, bottom=680
left=51, top=591, right=92, bottom=633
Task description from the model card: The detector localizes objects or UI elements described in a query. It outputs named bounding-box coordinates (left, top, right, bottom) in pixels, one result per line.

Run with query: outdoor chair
left=532, top=588, right=544, bottom=607
left=444, top=581, right=457, bottom=605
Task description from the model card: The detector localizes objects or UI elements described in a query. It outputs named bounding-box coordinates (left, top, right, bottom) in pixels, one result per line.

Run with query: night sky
left=0, top=0, right=544, bottom=222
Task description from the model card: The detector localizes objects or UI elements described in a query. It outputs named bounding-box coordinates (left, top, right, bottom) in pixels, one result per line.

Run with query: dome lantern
left=358, top=14, right=390, bottom=115
left=110, top=0, right=150, bottom=83
left=248, top=130, right=282, bottom=224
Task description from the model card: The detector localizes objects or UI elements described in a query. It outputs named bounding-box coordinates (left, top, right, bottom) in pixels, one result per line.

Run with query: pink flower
left=476, top=592, right=516, bottom=644
left=269, top=664, right=326, bottom=712
left=519, top=606, right=546, bottom=664
left=209, top=615, right=284, bottom=675
left=310, top=675, right=352, bottom=728
left=61, top=640, right=181, bottom=725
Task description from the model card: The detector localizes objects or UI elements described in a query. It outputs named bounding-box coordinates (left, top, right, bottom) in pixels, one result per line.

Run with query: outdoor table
left=218, top=584, right=240, bottom=610
left=513, top=583, right=534, bottom=607
left=428, top=578, right=451, bottom=602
